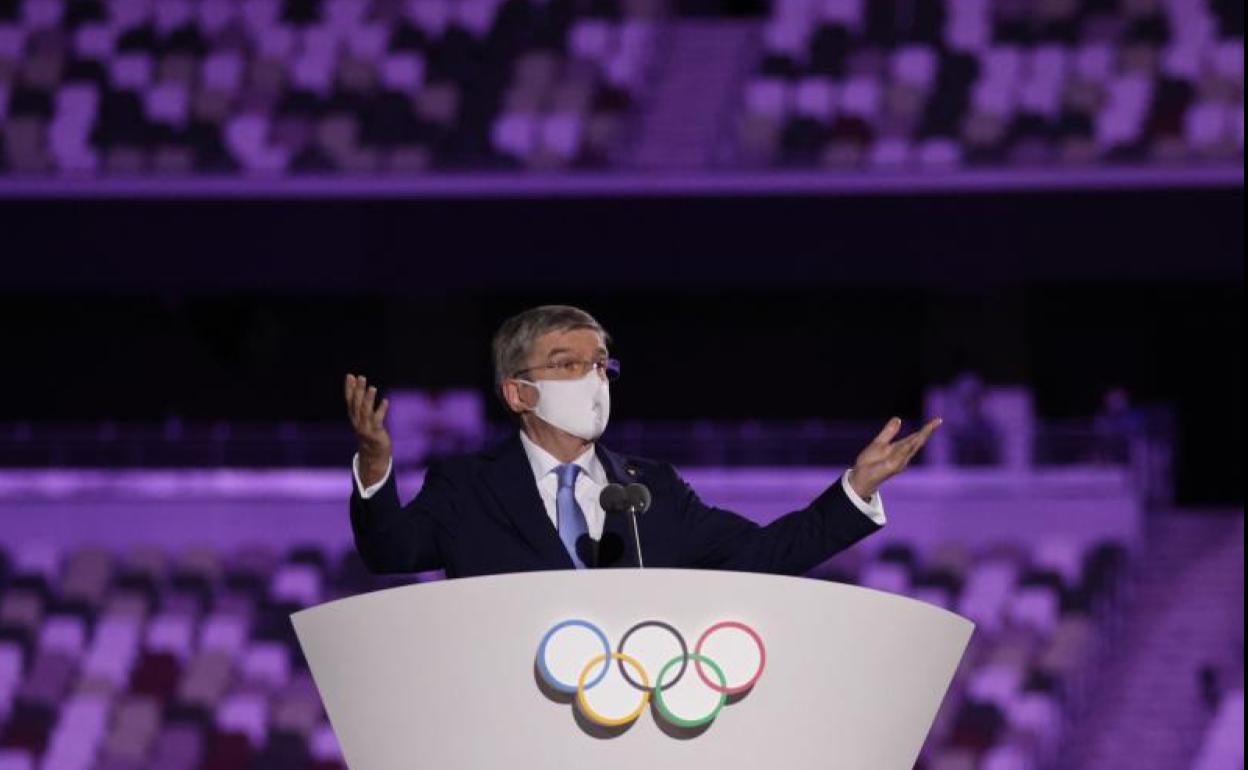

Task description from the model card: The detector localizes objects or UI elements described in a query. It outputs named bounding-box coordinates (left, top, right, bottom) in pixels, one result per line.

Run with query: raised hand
left=345, top=373, right=392, bottom=484
left=849, top=417, right=942, bottom=500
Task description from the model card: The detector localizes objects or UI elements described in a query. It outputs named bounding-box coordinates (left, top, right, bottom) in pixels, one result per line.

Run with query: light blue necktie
left=556, top=463, right=588, bottom=569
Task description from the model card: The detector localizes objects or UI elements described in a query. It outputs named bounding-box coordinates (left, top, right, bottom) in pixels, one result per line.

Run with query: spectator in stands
left=1092, top=386, right=1146, bottom=464
left=945, top=372, right=1001, bottom=466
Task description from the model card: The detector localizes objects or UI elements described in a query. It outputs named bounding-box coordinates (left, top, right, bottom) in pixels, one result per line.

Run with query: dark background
left=1, top=185, right=1242, bottom=504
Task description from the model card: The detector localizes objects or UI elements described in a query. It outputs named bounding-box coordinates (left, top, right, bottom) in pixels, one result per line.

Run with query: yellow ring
left=575, top=652, right=651, bottom=727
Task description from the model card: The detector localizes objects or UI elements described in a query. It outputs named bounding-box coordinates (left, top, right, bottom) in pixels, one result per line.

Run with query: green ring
left=652, top=653, right=728, bottom=728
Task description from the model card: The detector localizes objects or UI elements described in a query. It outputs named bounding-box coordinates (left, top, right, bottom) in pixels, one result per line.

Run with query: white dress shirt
left=517, top=430, right=610, bottom=540
left=352, top=435, right=887, bottom=530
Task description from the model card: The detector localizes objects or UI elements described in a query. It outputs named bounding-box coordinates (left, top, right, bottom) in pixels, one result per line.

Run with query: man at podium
left=343, top=305, right=940, bottom=578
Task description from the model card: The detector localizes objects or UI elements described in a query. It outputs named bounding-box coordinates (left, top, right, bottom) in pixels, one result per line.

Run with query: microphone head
left=599, top=483, right=629, bottom=514
left=575, top=534, right=598, bottom=568
left=624, top=483, right=652, bottom=514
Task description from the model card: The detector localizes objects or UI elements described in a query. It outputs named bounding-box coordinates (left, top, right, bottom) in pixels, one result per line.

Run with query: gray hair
left=491, top=305, right=611, bottom=398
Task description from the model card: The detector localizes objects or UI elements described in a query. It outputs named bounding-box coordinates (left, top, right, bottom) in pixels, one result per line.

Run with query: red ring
left=693, top=621, right=766, bottom=694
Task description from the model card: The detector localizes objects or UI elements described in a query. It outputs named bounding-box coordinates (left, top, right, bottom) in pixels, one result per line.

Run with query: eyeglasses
left=514, top=357, right=621, bottom=382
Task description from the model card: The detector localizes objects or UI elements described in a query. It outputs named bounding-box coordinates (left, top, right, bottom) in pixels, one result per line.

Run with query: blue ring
left=537, top=619, right=611, bottom=694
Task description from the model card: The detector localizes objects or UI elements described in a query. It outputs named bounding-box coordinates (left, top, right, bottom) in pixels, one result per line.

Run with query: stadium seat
left=0, top=523, right=1132, bottom=769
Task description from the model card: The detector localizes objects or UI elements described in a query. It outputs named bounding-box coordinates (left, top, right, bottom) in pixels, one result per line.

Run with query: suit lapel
left=480, top=434, right=574, bottom=569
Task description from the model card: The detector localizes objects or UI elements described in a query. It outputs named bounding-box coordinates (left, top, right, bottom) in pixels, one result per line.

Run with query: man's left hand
left=849, top=417, right=943, bottom=500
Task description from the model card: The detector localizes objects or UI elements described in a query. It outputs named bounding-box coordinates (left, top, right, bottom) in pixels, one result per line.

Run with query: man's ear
left=501, top=379, right=533, bottom=414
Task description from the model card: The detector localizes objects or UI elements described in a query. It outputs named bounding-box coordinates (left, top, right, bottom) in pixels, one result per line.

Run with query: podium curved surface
left=292, top=569, right=974, bottom=770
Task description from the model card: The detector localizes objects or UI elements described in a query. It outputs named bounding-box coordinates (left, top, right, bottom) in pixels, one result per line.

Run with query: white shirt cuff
left=352, top=452, right=393, bottom=499
left=842, top=469, right=886, bottom=526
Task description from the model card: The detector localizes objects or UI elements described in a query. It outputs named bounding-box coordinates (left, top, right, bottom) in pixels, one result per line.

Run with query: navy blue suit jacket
left=350, top=433, right=883, bottom=579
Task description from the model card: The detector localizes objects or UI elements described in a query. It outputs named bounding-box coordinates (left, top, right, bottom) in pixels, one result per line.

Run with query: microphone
left=600, top=482, right=649, bottom=568
left=576, top=532, right=624, bottom=569
left=624, top=483, right=651, bottom=514
left=599, top=483, right=629, bottom=515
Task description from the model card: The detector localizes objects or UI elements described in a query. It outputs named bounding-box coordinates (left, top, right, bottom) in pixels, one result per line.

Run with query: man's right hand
left=345, top=373, right=392, bottom=487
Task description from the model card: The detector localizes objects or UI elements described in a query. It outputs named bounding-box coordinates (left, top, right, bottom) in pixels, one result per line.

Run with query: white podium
left=292, top=569, right=974, bottom=770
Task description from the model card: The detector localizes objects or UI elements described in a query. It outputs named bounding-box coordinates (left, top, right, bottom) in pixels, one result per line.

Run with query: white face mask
left=516, top=370, right=611, bottom=441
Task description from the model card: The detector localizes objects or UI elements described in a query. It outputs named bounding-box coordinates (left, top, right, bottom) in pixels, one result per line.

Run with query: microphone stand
left=627, top=503, right=645, bottom=568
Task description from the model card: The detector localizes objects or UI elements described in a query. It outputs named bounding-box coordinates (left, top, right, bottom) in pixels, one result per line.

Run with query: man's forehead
left=533, top=328, right=606, bottom=353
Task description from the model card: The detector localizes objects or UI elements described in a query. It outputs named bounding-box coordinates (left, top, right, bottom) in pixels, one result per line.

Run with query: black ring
left=616, top=620, right=688, bottom=692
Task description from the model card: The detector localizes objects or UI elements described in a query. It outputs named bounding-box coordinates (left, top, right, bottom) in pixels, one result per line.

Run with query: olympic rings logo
left=535, top=618, right=766, bottom=730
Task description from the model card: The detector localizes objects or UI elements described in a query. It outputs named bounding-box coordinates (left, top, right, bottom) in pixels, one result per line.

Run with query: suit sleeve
left=675, top=468, right=883, bottom=575
left=349, top=457, right=456, bottom=574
